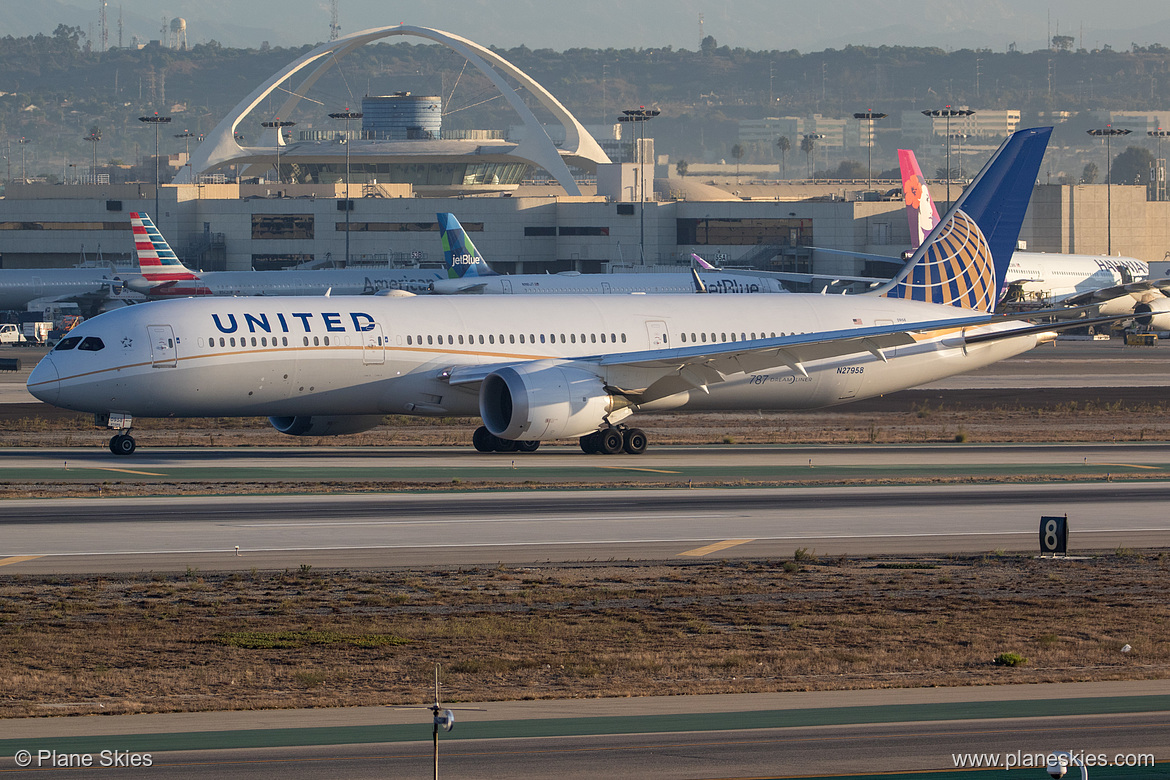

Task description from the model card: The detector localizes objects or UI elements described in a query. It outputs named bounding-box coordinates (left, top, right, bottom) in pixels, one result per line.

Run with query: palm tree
left=800, top=134, right=817, bottom=178
left=775, top=136, right=791, bottom=179
left=730, top=143, right=745, bottom=183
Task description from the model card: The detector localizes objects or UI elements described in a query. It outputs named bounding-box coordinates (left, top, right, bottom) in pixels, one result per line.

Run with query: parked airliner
left=125, top=212, right=446, bottom=297
left=30, top=128, right=1114, bottom=457
left=430, top=213, right=789, bottom=295
left=0, top=268, right=135, bottom=315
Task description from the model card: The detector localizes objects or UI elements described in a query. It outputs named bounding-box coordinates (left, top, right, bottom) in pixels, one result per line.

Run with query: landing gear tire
left=472, top=426, right=496, bottom=453
left=622, top=428, right=647, bottom=455
left=516, top=440, right=540, bottom=453
left=579, top=432, right=600, bottom=454
left=494, top=437, right=518, bottom=453
left=599, top=428, right=624, bottom=455
left=109, top=433, right=136, bottom=456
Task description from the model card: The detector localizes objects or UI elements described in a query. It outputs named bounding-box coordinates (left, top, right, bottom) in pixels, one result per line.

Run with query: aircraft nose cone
left=27, top=355, right=60, bottom=406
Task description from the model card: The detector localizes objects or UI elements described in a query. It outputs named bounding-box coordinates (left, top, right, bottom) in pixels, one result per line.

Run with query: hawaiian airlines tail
left=898, top=149, right=942, bottom=250
left=438, top=213, right=497, bottom=279
left=879, top=127, right=1051, bottom=312
left=129, top=212, right=210, bottom=295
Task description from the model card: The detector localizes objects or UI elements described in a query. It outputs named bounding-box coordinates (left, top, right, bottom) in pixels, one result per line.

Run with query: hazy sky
left=12, top=0, right=1170, bottom=53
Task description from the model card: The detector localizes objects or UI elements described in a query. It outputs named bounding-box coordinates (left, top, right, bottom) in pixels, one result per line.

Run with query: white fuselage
left=0, top=269, right=133, bottom=311
left=30, top=293, right=1039, bottom=430
left=430, top=271, right=788, bottom=295
left=1007, top=253, right=1148, bottom=303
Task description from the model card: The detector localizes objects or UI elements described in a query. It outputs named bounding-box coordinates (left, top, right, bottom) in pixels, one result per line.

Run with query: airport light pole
left=922, top=106, right=975, bottom=210
left=1087, top=126, right=1131, bottom=255
left=619, top=107, right=659, bottom=264
left=802, top=133, right=824, bottom=179
left=138, top=112, right=171, bottom=222
left=174, top=130, right=196, bottom=177
left=852, top=110, right=886, bottom=189
left=260, top=118, right=296, bottom=185
left=84, top=129, right=101, bottom=183
left=948, top=133, right=968, bottom=180
left=329, top=109, right=363, bottom=265
left=18, top=137, right=30, bottom=183
left=1149, top=129, right=1169, bottom=201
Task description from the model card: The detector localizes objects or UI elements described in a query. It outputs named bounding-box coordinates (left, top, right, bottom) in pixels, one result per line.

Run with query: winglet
left=437, top=213, right=497, bottom=279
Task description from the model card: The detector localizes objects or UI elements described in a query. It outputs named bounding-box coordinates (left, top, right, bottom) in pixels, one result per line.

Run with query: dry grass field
left=0, top=553, right=1165, bottom=717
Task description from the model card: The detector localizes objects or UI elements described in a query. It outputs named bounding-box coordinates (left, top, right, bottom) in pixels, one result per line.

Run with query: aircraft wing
left=446, top=303, right=1128, bottom=403
left=802, top=246, right=907, bottom=265
left=1060, top=277, right=1170, bottom=307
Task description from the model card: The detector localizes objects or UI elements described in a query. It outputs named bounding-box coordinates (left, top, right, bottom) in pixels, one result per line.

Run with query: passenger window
left=620, top=333, right=626, bottom=343
left=600, top=333, right=607, bottom=343
left=591, top=334, right=597, bottom=343
left=53, top=337, right=82, bottom=351
left=261, top=337, right=267, bottom=346
left=220, top=338, right=226, bottom=347
left=519, top=334, right=525, bottom=344
left=680, top=333, right=686, bottom=343
left=701, top=332, right=707, bottom=342
left=313, top=336, right=320, bottom=346
left=283, top=337, right=288, bottom=346
left=570, top=334, right=576, bottom=343
left=560, top=334, right=566, bottom=343
left=479, top=335, right=485, bottom=344
left=489, top=334, right=495, bottom=344
left=303, top=337, right=309, bottom=346
left=509, top=334, right=516, bottom=344
left=230, top=337, right=236, bottom=347
left=539, top=334, right=545, bottom=344
left=458, top=335, right=464, bottom=345
left=407, top=335, right=412, bottom=345
left=427, top=335, right=433, bottom=345
left=251, top=337, right=258, bottom=347
left=610, top=333, right=616, bottom=343
left=530, top=334, right=535, bottom=343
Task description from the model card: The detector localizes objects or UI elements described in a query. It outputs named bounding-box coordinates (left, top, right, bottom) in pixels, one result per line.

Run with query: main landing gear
left=579, top=426, right=647, bottom=455
left=472, top=426, right=540, bottom=454
left=109, top=432, right=136, bottom=456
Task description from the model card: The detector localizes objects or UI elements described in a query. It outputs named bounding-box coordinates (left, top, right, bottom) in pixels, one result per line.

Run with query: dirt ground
left=0, top=553, right=1164, bottom=717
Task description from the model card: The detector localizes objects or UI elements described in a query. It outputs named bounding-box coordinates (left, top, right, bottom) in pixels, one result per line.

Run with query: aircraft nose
left=27, top=354, right=60, bottom=406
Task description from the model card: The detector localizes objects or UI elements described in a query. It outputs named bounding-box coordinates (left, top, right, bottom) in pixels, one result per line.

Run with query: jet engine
left=268, top=415, right=385, bottom=436
left=1133, top=298, right=1170, bottom=330
left=479, top=364, right=617, bottom=440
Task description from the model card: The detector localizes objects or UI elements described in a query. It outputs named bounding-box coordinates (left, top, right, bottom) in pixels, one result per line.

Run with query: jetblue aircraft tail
left=129, top=212, right=208, bottom=295
left=879, top=127, right=1051, bottom=312
left=438, top=213, right=497, bottom=279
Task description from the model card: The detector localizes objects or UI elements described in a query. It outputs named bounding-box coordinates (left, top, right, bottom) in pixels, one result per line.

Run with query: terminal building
left=1, top=26, right=1168, bottom=280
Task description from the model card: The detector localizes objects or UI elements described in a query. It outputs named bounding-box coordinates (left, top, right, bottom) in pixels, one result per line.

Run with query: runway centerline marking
left=88, top=466, right=168, bottom=476
left=679, top=539, right=754, bottom=557
left=0, top=555, right=44, bottom=567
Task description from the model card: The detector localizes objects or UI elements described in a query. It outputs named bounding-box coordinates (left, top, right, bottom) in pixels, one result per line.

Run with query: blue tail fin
left=438, top=213, right=497, bottom=279
left=879, top=126, right=1051, bottom=312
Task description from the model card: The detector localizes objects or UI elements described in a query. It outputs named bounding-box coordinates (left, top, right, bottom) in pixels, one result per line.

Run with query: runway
left=3, top=479, right=1169, bottom=573
left=2, top=682, right=1168, bottom=778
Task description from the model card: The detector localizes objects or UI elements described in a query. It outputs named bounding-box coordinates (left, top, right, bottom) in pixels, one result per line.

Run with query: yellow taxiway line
left=678, top=539, right=754, bottom=557
left=0, top=555, right=44, bottom=567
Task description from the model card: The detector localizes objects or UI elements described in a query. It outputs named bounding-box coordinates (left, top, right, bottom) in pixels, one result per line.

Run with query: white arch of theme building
left=175, top=25, right=611, bottom=195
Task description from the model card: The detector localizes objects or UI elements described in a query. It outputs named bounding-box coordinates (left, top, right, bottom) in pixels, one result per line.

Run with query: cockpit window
left=77, top=337, right=106, bottom=352
left=53, top=336, right=82, bottom=351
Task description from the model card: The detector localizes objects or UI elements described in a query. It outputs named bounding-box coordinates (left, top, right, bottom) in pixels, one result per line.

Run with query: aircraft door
left=147, top=324, right=177, bottom=368
left=363, top=323, right=386, bottom=365
left=501, top=279, right=513, bottom=294
left=646, top=320, right=669, bottom=348
left=602, top=281, right=612, bottom=294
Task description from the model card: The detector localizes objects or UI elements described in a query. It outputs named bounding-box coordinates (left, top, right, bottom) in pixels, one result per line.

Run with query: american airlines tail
left=879, top=127, right=1051, bottom=313
left=438, top=213, right=497, bottom=279
left=897, top=149, right=942, bottom=250
left=129, top=212, right=210, bottom=296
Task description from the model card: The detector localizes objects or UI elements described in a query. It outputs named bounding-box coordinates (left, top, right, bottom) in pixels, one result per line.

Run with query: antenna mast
left=330, top=0, right=341, bottom=41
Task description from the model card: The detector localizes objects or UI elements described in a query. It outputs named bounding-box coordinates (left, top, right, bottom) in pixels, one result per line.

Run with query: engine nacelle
left=479, top=364, right=615, bottom=440
left=1134, top=297, right=1170, bottom=330
left=268, top=415, right=384, bottom=437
